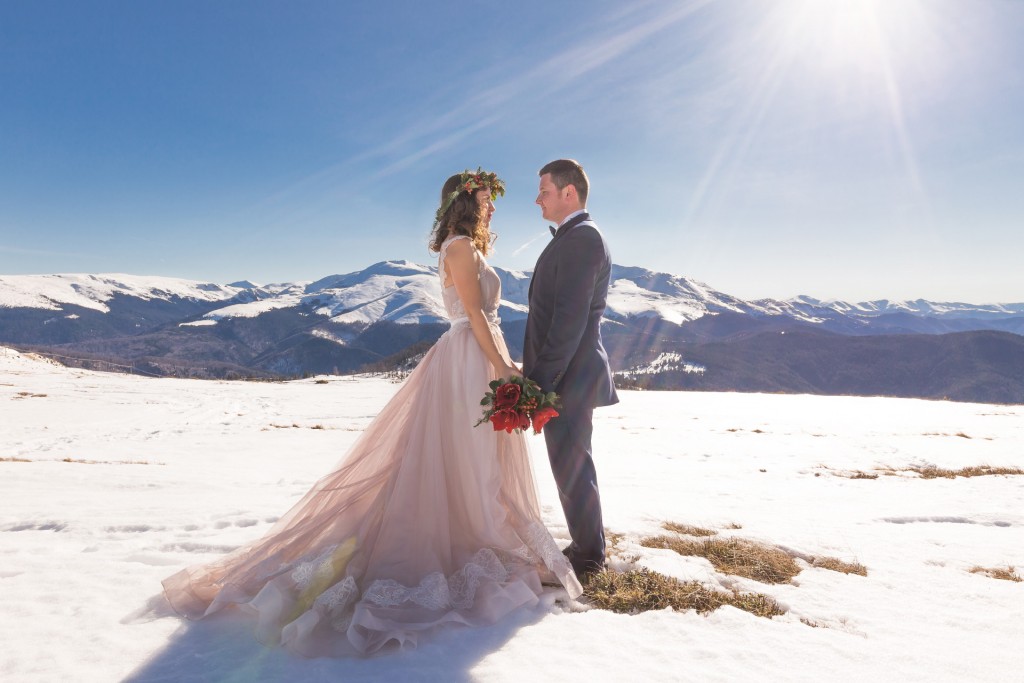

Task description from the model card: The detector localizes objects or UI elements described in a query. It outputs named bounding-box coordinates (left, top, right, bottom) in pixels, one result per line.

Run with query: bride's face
left=475, top=189, right=496, bottom=225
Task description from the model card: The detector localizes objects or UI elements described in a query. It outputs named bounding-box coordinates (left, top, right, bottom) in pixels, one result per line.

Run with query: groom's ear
left=565, top=184, right=582, bottom=206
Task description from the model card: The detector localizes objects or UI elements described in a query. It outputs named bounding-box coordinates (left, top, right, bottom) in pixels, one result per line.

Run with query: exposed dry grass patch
left=0, top=456, right=32, bottom=462
left=811, top=556, right=868, bottom=576
left=584, top=568, right=784, bottom=619
left=910, top=465, right=1024, bottom=479
left=60, top=457, right=162, bottom=465
left=603, top=529, right=632, bottom=561
left=823, top=464, right=1023, bottom=480
left=314, top=379, right=329, bottom=384
left=641, top=535, right=801, bottom=584
left=725, top=522, right=743, bottom=530
left=816, top=465, right=878, bottom=480
left=969, top=566, right=1022, bottom=582
left=847, top=471, right=878, bottom=480
left=925, top=430, right=978, bottom=440
left=13, top=392, right=47, bottom=399
left=605, top=529, right=625, bottom=550
left=271, top=422, right=329, bottom=430
left=661, top=522, right=717, bottom=537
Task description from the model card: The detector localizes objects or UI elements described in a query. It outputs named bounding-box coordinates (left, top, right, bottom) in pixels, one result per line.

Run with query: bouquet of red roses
left=475, top=375, right=560, bottom=435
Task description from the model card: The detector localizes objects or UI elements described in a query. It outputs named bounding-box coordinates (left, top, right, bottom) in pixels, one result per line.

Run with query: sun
left=768, top=0, right=940, bottom=82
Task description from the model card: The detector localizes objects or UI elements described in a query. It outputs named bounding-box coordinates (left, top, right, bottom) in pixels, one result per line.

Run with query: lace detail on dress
left=448, top=549, right=508, bottom=609
left=365, top=572, right=450, bottom=610
left=363, top=548, right=509, bottom=612
left=315, top=575, right=358, bottom=611
left=520, top=522, right=574, bottom=577
left=314, top=575, right=359, bottom=632
left=498, top=542, right=536, bottom=565
left=291, top=544, right=338, bottom=590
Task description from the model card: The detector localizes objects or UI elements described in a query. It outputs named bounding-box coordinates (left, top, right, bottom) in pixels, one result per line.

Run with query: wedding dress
left=162, top=235, right=583, bottom=656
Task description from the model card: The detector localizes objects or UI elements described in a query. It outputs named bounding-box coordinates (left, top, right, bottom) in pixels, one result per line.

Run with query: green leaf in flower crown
left=489, top=379, right=502, bottom=391
left=480, top=396, right=490, bottom=405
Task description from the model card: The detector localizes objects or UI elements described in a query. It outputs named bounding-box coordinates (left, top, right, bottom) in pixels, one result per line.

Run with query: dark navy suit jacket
left=523, top=212, right=618, bottom=409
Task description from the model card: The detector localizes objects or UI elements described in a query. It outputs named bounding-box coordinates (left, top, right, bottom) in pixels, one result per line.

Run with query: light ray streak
left=872, top=7, right=931, bottom=221
left=368, top=1, right=715, bottom=165
left=683, top=4, right=795, bottom=228
left=231, top=1, right=716, bottom=233
left=511, top=229, right=551, bottom=257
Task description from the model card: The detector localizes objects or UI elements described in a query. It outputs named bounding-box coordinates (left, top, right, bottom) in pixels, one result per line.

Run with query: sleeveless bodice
left=438, top=235, right=501, bottom=323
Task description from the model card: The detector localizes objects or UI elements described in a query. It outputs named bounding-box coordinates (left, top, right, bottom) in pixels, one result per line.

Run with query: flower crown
left=433, top=167, right=506, bottom=230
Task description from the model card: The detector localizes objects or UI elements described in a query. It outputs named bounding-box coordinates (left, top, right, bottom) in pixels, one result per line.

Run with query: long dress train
left=161, top=235, right=583, bottom=656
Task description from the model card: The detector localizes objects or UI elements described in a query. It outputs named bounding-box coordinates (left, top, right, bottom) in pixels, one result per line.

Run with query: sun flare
left=683, top=0, right=960, bottom=233
left=770, top=0, right=941, bottom=82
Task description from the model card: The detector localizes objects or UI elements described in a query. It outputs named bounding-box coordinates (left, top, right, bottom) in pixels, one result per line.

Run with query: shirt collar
left=558, top=209, right=586, bottom=228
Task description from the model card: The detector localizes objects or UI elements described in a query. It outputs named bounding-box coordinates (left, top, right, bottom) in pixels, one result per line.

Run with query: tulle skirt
left=161, top=320, right=582, bottom=656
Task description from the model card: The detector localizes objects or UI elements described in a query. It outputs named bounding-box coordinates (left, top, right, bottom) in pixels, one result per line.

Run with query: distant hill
left=614, top=329, right=1024, bottom=404
left=1, top=265, right=1021, bottom=403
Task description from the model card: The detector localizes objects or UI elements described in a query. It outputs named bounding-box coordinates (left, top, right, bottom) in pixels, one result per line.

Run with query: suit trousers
left=543, top=401, right=605, bottom=572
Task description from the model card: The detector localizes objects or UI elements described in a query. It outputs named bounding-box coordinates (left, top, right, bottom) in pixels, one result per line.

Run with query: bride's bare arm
left=445, top=238, right=521, bottom=377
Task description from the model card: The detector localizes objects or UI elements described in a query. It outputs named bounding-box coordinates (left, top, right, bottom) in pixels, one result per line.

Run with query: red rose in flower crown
left=475, top=375, right=560, bottom=435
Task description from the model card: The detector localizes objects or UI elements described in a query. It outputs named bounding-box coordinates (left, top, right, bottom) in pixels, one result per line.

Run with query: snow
left=201, top=269, right=451, bottom=326
left=618, top=352, right=706, bottom=376
left=605, top=280, right=707, bottom=325
left=0, top=274, right=244, bottom=313
left=1, top=346, right=1023, bottom=682
left=796, top=297, right=1024, bottom=320
left=201, top=288, right=307, bottom=321
left=5, top=269, right=1023, bottom=335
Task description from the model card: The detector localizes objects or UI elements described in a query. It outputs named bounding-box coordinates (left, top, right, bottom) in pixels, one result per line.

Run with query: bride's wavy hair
left=428, top=174, right=495, bottom=256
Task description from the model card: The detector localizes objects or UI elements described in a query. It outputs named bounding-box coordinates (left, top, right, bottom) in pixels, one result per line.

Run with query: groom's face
left=536, top=173, right=574, bottom=225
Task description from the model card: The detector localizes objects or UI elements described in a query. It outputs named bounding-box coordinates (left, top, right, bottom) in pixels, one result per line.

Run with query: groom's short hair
left=539, top=159, right=589, bottom=207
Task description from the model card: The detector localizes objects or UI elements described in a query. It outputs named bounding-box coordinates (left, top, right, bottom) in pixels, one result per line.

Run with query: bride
left=161, top=168, right=583, bottom=657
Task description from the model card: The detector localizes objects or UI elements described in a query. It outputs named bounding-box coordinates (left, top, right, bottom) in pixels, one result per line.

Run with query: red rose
left=517, top=411, right=531, bottom=431
left=531, top=406, right=559, bottom=434
left=489, top=409, right=519, bottom=433
left=494, top=382, right=522, bottom=409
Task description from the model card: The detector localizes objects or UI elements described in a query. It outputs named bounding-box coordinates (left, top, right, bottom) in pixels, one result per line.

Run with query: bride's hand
left=502, top=362, right=523, bottom=378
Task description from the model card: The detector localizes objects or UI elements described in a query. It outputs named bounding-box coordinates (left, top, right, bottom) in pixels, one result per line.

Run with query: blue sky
left=2, top=0, right=1023, bottom=303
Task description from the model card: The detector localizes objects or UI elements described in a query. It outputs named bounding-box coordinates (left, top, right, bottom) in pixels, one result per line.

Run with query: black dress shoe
left=562, top=545, right=605, bottom=583
left=575, top=561, right=606, bottom=585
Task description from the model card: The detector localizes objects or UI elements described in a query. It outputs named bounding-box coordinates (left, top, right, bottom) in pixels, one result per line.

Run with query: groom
left=523, top=159, right=618, bottom=580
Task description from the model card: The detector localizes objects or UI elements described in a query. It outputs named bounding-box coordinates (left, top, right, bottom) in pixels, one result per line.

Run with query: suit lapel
left=529, top=212, right=591, bottom=300
left=552, top=212, right=590, bottom=241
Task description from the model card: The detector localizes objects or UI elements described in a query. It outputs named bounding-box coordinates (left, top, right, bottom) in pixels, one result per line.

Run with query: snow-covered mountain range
left=2, top=261, right=1022, bottom=333
left=1, top=262, right=1022, bottom=403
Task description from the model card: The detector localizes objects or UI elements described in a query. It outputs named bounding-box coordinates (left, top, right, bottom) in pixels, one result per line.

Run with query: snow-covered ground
left=1, top=346, right=1022, bottom=682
